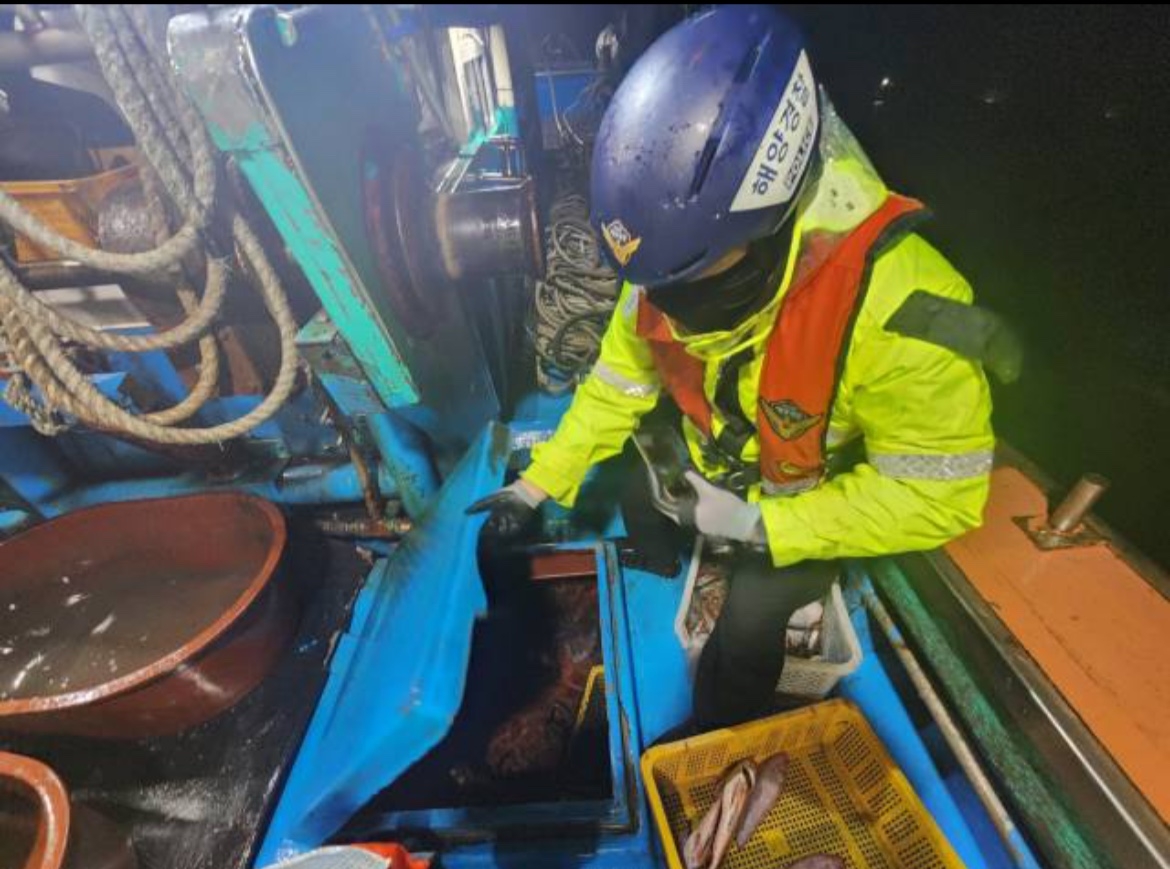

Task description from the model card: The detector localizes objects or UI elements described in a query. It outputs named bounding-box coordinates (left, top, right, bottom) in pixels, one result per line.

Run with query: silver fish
left=736, top=752, right=789, bottom=847
left=710, top=760, right=756, bottom=869
left=684, top=793, right=723, bottom=869
left=785, top=856, right=846, bottom=869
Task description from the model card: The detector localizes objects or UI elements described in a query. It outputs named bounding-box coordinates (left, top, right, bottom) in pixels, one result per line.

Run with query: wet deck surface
left=0, top=530, right=370, bottom=869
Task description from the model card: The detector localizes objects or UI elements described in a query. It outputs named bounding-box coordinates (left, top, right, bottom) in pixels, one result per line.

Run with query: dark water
left=786, top=5, right=1170, bottom=569
left=0, top=791, right=36, bottom=869
left=347, top=560, right=611, bottom=835
left=0, top=560, right=250, bottom=702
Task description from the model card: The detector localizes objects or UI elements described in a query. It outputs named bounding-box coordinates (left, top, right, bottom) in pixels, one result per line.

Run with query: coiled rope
left=533, top=193, right=619, bottom=393
left=0, top=4, right=300, bottom=444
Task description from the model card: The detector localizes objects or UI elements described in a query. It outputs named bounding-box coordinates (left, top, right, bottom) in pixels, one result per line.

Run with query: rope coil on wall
left=533, top=193, right=619, bottom=393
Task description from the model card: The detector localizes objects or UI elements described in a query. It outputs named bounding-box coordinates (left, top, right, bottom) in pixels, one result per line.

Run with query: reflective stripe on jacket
left=524, top=170, right=993, bottom=566
left=635, top=193, right=928, bottom=496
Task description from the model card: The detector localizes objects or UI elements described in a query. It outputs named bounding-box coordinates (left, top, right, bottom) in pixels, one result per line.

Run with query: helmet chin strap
left=647, top=219, right=796, bottom=335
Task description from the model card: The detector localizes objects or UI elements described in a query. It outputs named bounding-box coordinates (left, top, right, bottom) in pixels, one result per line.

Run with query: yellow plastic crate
left=641, top=699, right=965, bottom=869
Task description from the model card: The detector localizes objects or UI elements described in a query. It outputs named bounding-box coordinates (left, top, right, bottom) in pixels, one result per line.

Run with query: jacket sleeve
left=522, top=284, right=661, bottom=507
left=758, top=235, right=995, bottom=567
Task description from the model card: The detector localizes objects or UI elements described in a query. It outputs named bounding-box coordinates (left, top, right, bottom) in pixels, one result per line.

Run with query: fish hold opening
left=341, top=548, right=615, bottom=843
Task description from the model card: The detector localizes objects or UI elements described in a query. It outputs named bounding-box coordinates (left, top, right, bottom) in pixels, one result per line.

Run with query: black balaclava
left=646, top=218, right=796, bottom=334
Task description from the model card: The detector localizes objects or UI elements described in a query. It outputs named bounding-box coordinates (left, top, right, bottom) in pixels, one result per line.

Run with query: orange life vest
left=635, top=194, right=926, bottom=493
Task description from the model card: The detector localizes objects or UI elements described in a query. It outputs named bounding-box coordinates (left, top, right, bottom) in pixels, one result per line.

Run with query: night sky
left=786, top=5, right=1170, bottom=568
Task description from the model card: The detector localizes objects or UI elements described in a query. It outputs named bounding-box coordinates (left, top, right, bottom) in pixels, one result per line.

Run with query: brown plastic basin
left=0, top=751, right=136, bottom=869
left=0, top=494, right=293, bottom=738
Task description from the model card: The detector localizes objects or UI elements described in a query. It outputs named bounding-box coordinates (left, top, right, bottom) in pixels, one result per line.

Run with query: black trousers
left=693, top=553, right=839, bottom=729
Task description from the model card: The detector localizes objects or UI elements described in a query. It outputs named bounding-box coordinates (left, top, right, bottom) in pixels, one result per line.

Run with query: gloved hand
left=682, top=471, right=768, bottom=546
left=466, top=478, right=548, bottom=541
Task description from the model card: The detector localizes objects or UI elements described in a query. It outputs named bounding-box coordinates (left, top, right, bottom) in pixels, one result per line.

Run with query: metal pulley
left=435, top=175, right=542, bottom=281
left=361, top=131, right=542, bottom=337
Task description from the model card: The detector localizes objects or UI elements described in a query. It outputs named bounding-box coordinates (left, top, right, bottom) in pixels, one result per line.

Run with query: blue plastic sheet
left=257, top=423, right=509, bottom=864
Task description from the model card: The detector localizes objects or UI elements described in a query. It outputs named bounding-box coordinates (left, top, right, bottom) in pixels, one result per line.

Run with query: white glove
left=683, top=471, right=767, bottom=546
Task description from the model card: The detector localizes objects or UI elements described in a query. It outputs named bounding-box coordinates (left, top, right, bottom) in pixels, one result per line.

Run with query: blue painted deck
left=247, top=390, right=1044, bottom=867
left=402, top=546, right=1039, bottom=869
left=1, top=371, right=1041, bottom=867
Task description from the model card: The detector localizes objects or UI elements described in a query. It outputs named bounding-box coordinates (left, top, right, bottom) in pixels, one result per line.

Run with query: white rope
left=0, top=5, right=301, bottom=444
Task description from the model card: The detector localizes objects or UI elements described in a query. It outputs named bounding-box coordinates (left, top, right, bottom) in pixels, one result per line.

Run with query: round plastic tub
left=0, top=751, right=136, bottom=869
left=0, top=494, right=293, bottom=738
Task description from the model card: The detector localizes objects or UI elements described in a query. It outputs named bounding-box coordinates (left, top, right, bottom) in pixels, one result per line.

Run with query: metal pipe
left=1048, top=473, right=1110, bottom=534
left=863, top=588, right=1042, bottom=869
left=488, top=25, right=513, bottom=109
left=0, top=27, right=93, bottom=70
left=275, top=460, right=399, bottom=506
left=43, top=459, right=400, bottom=517
left=310, top=514, right=412, bottom=540
left=837, top=592, right=988, bottom=869
left=347, top=441, right=382, bottom=520
left=14, top=260, right=120, bottom=291
left=314, top=380, right=386, bottom=522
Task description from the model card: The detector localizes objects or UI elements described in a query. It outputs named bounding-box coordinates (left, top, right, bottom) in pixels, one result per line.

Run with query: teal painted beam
left=227, top=137, right=418, bottom=409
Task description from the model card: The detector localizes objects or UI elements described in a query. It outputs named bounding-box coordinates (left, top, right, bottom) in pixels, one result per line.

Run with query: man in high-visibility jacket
left=471, top=6, right=996, bottom=728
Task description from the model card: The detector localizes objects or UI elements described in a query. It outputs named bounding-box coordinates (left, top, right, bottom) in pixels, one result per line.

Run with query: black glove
left=466, top=480, right=545, bottom=541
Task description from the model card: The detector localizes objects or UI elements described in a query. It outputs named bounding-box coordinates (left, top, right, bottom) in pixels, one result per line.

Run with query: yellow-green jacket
left=524, top=149, right=994, bottom=567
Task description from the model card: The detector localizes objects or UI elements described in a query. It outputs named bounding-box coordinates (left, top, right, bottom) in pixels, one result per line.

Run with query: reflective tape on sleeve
left=870, top=450, right=993, bottom=481
left=592, top=360, right=660, bottom=398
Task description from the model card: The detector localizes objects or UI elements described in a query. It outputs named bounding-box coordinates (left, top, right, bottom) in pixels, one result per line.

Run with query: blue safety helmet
left=591, top=6, right=820, bottom=288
